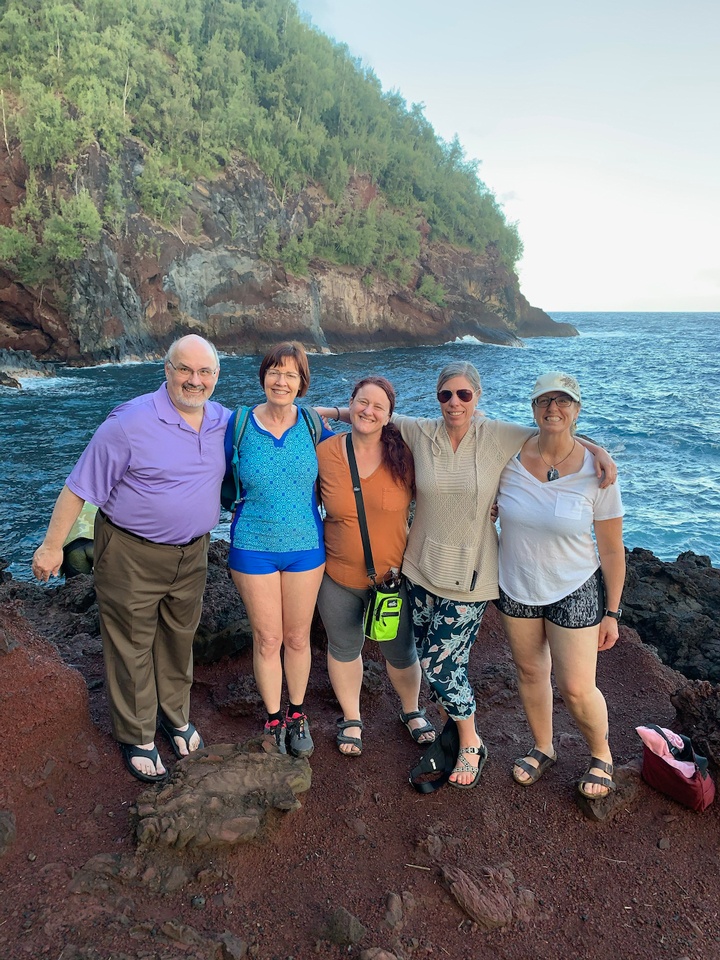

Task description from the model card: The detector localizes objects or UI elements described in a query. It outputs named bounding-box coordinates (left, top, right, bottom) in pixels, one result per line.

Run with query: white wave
left=15, top=375, right=87, bottom=390
left=444, top=335, right=524, bottom=348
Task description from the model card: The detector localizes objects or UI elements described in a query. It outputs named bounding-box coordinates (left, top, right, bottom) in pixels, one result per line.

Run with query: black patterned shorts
left=494, top=568, right=605, bottom=629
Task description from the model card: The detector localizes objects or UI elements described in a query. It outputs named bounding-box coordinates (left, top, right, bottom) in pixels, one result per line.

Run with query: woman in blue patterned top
left=226, top=342, right=333, bottom=758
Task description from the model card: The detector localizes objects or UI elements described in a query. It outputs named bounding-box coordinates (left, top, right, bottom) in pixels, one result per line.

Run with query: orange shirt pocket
left=382, top=486, right=409, bottom=512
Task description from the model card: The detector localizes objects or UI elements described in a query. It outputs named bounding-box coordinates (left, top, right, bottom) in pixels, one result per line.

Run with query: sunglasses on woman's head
left=437, top=389, right=475, bottom=403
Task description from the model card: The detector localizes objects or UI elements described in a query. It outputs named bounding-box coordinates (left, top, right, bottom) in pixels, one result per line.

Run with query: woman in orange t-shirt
left=317, top=377, right=436, bottom=756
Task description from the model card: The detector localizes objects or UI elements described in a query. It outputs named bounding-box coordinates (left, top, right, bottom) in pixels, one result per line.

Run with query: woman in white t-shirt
left=495, top=372, right=625, bottom=803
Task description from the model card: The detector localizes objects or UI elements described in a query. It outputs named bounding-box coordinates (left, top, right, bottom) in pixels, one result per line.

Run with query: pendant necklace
left=537, top=438, right=576, bottom=481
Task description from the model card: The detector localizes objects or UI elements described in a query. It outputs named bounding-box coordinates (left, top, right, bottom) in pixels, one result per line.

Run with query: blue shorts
left=229, top=545, right=325, bottom=575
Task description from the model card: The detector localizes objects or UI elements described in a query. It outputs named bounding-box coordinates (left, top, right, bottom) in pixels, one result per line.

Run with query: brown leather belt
left=98, top=510, right=204, bottom=548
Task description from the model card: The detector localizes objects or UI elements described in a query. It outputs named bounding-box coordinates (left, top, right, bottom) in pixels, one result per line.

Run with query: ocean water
left=2, top=312, right=718, bottom=580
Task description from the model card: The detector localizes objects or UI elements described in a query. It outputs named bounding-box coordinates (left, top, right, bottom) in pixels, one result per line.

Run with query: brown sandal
left=512, top=747, right=557, bottom=786
left=577, top=757, right=616, bottom=798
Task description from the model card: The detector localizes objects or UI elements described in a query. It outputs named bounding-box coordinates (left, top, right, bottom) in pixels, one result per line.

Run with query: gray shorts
left=494, top=568, right=605, bottom=629
left=317, top=573, right=418, bottom=669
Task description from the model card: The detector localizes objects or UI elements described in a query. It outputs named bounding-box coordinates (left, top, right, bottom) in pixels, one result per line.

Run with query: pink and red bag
left=637, top=724, right=715, bottom=812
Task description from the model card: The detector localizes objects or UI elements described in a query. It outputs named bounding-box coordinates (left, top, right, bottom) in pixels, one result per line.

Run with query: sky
left=295, top=0, right=719, bottom=312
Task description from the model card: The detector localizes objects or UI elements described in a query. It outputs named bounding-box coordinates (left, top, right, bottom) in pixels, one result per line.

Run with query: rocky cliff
left=0, top=142, right=575, bottom=364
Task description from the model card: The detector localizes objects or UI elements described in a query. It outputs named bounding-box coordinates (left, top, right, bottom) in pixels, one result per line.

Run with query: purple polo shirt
left=66, top=384, right=232, bottom=544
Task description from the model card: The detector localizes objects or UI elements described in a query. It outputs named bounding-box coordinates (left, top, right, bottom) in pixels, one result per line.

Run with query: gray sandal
left=512, top=747, right=557, bottom=786
left=399, top=708, right=437, bottom=744
left=449, top=742, right=487, bottom=789
left=336, top=718, right=364, bottom=756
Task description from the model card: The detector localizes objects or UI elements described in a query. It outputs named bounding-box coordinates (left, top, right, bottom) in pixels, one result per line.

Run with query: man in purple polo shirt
left=32, top=335, right=231, bottom=783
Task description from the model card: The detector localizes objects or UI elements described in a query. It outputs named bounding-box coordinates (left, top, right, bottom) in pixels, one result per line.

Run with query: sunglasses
left=437, top=389, right=475, bottom=403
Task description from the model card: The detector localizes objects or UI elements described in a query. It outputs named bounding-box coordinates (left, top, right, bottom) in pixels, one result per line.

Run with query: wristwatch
left=604, top=608, right=622, bottom=620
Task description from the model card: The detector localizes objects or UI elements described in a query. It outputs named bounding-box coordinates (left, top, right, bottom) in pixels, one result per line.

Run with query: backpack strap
left=224, top=405, right=250, bottom=512
left=299, top=405, right=323, bottom=446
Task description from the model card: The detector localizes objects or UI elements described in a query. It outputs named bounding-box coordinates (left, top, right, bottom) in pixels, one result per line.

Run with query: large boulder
left=132, top=740, right=311, bottom=850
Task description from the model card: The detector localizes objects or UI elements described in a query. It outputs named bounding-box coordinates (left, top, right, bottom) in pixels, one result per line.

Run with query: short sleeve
left=65, top=416, right=133, bottom=506
left=593, top=481, right=624, bottom=521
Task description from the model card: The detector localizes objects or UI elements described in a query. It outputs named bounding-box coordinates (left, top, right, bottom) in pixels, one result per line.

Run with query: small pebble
left=191, top=895, right=205, bottom=909
left=658, top=837, right=671, bottom=850
left=27, top=853, right=37, bottom=862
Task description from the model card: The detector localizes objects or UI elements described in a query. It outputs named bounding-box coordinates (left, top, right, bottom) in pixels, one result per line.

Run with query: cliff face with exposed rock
left=0, top=141, right=575, bottom=364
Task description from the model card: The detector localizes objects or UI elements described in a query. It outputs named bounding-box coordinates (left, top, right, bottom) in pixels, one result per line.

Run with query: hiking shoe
left=262, top=718, right=287, bottom=754
left=286, top=711, right=314, bottom=758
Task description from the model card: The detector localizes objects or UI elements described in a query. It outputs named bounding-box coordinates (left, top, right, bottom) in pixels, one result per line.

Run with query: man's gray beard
left=174, top=386, right=209, bottom=409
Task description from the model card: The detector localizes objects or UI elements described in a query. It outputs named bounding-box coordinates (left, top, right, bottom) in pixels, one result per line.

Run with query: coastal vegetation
left=0, top=0, right=521, bottom=290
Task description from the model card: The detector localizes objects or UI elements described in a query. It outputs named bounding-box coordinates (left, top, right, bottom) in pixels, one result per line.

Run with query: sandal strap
left=526, top=747, right=556, bottom=766
left=123, top=744, right=160, bottom=762
left=579, top=772, right=616, bottom=791
left=589, top=757, right=614, bottom=775
left=399, top=709, right=427, bottom=723
left=337, top=718, right=364, bottom=732
left=336, top=734, right=363, bottom=748
left=514, top=757, right=543, bottom=778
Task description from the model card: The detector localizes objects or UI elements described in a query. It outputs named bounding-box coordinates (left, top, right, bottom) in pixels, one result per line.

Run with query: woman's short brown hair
left=258, top=341, right=310, bottom=397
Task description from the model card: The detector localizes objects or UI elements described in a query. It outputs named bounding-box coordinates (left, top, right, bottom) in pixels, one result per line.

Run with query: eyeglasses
left=167, top=360, right=217, bottom=378
left=266, top=369, right=301, bottom=383
left=532, top=395, right=574, bottom=408
left=437, top=389, right=475, bottom=403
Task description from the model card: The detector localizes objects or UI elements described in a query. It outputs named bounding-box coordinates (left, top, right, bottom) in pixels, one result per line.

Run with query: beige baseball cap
left=530, top=372, right=581, bottom=402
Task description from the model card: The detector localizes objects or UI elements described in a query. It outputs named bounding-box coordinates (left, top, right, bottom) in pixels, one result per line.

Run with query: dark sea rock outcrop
left=0, top=144, right=575, bottom=363
left=671, top=680, right=720, bottom=767
left=0, top=540, right=251, bottom=665
left=622, top=548, right=720, bottom=680
left=0, top=347, right=55, bottom=386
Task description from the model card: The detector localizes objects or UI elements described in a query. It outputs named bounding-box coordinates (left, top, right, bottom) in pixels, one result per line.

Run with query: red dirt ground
left=1, top=604, right=719, bottom=960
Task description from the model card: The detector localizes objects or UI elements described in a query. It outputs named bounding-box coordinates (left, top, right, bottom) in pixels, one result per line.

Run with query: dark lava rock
left=0, top=370, right=20, bottom=388
left=0, top=627, right=18, bottom=654
left=193, top=540, right=252, bottom=664
left=213, top=673, right=264, bottom=718
left=671, top=679, right=720, bottom=766
left=132, top=739, right=311, bottom=850
left=622, top=548, right=720, bottom=680
left=320, top=906, right=367, bottom=945
left=0, top=809, right=17, bottom=857
left=362, top=659, right=386, bottom=695
left=574, top=762, right=640, bottom=823
left=0, top=540, right=252, bottom=666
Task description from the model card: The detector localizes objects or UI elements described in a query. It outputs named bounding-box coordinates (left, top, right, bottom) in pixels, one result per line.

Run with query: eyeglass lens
left=170, top=361, right=216, bottom=377
left=534, top=395, right=573, bottom=408
left=266, top=369, right=300, bottom=381
left=437, top=389, right=474, bottom=403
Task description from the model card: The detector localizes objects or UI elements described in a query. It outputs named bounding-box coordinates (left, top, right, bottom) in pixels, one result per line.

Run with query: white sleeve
left=593, top=480, right=624, bottom=521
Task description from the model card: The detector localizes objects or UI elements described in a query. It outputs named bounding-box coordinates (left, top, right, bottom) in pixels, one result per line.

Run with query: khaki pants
left=93, top=512, right=210, bottom=744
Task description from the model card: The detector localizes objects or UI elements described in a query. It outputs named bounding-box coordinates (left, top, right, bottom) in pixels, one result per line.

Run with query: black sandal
left=159, top=718, right=204, bottom=760
left=400, top=708, right=437, bottom=744
left=577, top=757, right=616, bottom=798
left=336, top=718, right=364, bottom=757
left=119, top=743, right=168, bottom=783
left=512, top=747, right=557, bottom=786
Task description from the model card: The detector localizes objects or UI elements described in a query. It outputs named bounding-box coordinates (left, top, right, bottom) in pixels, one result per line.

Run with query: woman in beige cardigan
left=318, top=360, right=615, bottom=788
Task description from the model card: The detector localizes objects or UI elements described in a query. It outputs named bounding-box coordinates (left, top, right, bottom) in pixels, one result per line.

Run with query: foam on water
left=2, top=312, right=718, bottom=578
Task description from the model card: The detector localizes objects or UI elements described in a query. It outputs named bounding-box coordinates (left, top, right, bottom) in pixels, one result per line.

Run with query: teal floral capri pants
left=406, top=579, right=488, bottom=720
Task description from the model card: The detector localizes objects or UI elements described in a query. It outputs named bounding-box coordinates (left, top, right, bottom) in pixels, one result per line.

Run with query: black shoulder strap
left=346, top=434, right=376, bottom=584
left=646, top=723, right=709, bottom=778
